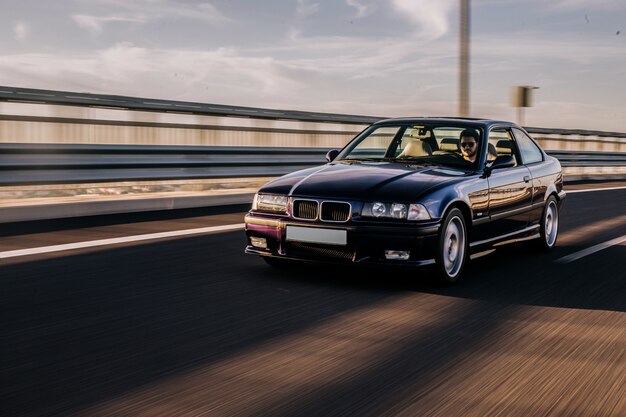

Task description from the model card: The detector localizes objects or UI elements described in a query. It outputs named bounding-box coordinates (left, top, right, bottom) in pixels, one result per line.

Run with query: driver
left=460, top=129, right=480, bottom=163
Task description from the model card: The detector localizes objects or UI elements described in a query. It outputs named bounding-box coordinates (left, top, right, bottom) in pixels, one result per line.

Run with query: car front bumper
left=244, top=213, right=441, bottom=266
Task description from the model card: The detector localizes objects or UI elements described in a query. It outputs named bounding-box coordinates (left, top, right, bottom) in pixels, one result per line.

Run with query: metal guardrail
left=0, top=86, right=382, bottom=125
left=1, top=86, right=624, bottom=222
left=549, top=151, right=626, bottom=167
left=1, top=143, right=625, bottom=186
left=3, top=86, right=626, bottom=138
left=1, top=86, right=626, bottom=187
left=0, top=144, right=327, bottom=185
left=526, top=127, right=626, bottom=139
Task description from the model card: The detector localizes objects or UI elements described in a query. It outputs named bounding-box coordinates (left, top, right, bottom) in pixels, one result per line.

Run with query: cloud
left=474, top=0, right=626, bottom=11
left=14, top=22, right=30, bottom=41
left=3, top=44, right=621, bottom=130
left=0, top=32, right=457, bottom=122
left=71, top=0, right=230, bottom=33
left=0, top=43, right=305, bottom=106
left=472, top=31, right=626, bottom=65
left=72, top=15, right=144, bottom=34
left=346, top=0, right=370, bottom=18
left=551, top=0, right=626, bottom=11
left=273, top=29, right=454, bottom=80
left=390, top=0, right=456, bottom=40
left=297, top=0, right=320, bottom=17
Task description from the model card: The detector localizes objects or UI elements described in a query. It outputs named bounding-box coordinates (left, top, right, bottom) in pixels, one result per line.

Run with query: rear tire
left=534, top=196, right=559, bottom=252
left=435, top=208, right=468, bottom=284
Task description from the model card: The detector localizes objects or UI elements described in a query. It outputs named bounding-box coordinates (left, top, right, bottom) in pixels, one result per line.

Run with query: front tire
left=535, top=196, right=559, bottom=251
left=435, top=208, right=468, bottom=284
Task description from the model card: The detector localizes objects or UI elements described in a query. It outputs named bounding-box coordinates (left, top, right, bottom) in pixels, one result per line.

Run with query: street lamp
left=512, top=85, right=539, bottom=126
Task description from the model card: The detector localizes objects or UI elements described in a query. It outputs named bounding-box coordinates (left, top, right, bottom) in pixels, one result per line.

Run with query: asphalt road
left=1, top=187, right=625, bottom=417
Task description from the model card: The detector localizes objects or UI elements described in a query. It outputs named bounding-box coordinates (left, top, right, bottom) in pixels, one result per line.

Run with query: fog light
left=384, top=250, right=410, bottom=260
left=250, top=237, right=268, bottom=249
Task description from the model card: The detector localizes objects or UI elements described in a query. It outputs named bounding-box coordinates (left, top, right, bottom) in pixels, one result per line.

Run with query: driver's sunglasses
left=461, top=142, right=476, bottom=148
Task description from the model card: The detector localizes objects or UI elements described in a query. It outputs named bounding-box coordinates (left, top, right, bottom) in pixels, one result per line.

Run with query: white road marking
left=0, top=223, right=245, bottom=260
left=470, top=249, right=496, bottom=260
left=556, top=234, right=626, bottom=264
left=567, top=185, right=626, bottom=194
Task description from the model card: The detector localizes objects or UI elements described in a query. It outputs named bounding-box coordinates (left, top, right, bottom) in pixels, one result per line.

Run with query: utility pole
left=459, top=0, right=470, bottom=117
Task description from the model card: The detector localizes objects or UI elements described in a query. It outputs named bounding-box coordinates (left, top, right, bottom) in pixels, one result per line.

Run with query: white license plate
left=286, top=226, right=347, bottom=245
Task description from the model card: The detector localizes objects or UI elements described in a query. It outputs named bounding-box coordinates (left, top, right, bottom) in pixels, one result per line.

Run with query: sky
left=1, top=0, right=625, bottom=131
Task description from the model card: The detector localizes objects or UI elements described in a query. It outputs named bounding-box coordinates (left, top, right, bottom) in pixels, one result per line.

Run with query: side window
left=488, top=128, right=519, bottom=166
left=512, top=128, right=543, bottom=165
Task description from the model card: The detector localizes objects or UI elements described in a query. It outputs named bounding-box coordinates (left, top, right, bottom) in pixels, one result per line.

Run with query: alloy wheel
left=544, top=200, right=558, bottom=247
left=443, top=215, right=465, bottom=278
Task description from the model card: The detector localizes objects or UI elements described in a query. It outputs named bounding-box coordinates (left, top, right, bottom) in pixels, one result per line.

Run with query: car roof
left=373, top=117, right=518, bottom=129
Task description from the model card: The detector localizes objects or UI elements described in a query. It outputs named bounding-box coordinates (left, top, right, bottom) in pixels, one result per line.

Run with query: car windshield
left=336, top=124, right=483, bottom=169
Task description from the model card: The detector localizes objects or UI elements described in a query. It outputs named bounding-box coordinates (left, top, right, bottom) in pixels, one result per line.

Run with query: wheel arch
left=545, top=183, right=562, bottom=203
left=441, top=200, right=473, bottom=236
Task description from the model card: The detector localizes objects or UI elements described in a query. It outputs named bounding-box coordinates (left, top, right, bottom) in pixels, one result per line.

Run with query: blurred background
left=2, top=3, right=626, bottom=417
left=1, top=0, right=625, bottom=130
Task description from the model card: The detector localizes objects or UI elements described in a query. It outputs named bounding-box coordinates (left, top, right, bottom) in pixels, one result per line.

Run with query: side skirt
left=469, top=224, right=540, bottom=249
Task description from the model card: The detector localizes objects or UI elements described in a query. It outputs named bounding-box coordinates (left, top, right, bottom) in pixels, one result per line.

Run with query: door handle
left=523, top=176, right=530, bottom=183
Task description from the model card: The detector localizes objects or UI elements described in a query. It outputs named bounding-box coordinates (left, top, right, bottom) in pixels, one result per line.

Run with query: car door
left=511, top=127, right=547, bottom=224
left=486, top=127, right=533, bottom=237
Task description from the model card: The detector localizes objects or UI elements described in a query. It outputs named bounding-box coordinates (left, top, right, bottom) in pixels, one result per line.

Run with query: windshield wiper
left=341, top=158, right=387, bottom=162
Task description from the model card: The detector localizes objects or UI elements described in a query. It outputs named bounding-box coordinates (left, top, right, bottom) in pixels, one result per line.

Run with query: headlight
left=252, top=193, right=289, bottom=213
left=391, top=203, right=407, bottom=219
left=362, top=202, right=430, bottom=220
left=372, top=202, right=386, bottom=217
left=407, top=204, right=431, bottom=220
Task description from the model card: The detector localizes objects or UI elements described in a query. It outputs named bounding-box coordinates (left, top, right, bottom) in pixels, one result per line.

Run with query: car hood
left=260, top=161, right=471, bottom=202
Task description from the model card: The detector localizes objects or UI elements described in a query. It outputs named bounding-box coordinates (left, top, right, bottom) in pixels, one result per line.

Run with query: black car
left=245, top=118, right=565, bottom=283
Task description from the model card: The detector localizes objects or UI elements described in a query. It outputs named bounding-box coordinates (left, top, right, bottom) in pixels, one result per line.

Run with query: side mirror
left=325, top=149, right=340, bottom=162
left=484, top=155, right=515, bottom=176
